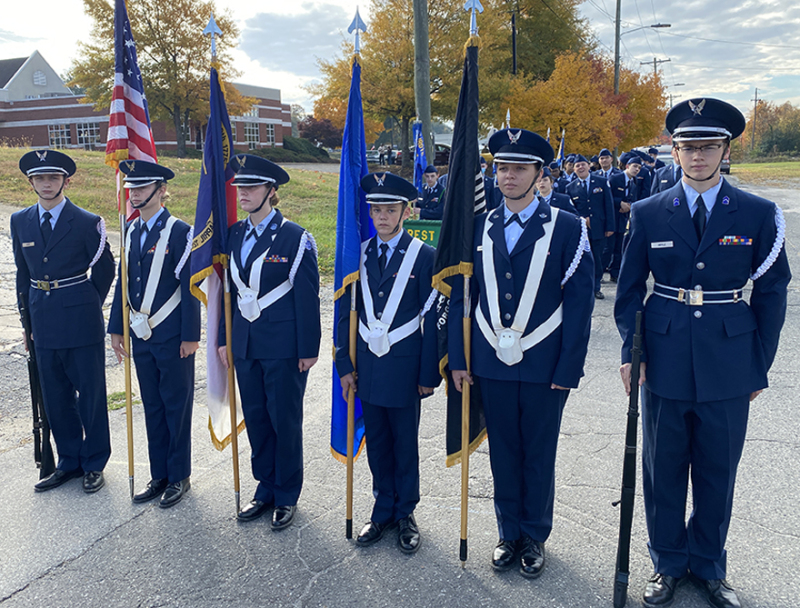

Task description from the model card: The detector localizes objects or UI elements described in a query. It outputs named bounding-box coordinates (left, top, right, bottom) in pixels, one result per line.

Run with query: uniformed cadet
left=595, top=147, right=621, bottom=181
left=535, top=167, right=577, bottom=215
left=650, top=161, right=682, bottom=196
left=415, top=165, right=445, bottom=220
left=548, top=162, right=564, bottom=193
left=217, top=154, right=321, bottom=529
left=561, top=154, right=577, bottom=183
left=602, top=152, right=641, bottom=282
left=108, top=160, right=200, bottom=508
left=649, top=146, right=666, bottom=170
left=336, top=173, right=440, bottom=553
left=615, top=98, right=791, bottom=608
left=566, top=154, right=615, bottom=299
left=449, top=129, right=595, bottom=579
left=11, top=150, right=114, bottom=493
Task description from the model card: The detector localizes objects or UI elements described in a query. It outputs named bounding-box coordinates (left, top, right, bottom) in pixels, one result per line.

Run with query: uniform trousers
left=234, top=357, right=307, bottom=506
left=361, top=399, right=421, bottom=524
left=601, top=231, right=626, bottom=279
left=590, top=237, right=605, bottom=291
left=36, top=342, right=111, bottom=472
left=478, top=377, right=568, bottom=542
left=641, top=387, right=749, bottom=580
left=132, top=335, right=194, bottom=483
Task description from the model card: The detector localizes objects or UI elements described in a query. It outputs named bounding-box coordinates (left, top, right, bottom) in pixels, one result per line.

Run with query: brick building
left=0, top=51, right=292, bottom=152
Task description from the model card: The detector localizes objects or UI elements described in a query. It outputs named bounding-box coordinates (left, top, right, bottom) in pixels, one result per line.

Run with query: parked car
left=366, top=149, right=380, bottom=163
left=721, top=157, right=731, bottom=174
left=394, top=143, right=451, bottom=166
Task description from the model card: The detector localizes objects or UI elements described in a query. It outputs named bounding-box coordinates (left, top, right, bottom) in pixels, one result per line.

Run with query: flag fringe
left=445, top=429, right=487, bottom=468
left=464, top=34, right=481, bottom=52
left=105, top=149, right=129, bottom=169
left=330, top=437, right=366, bottom=464
left=333, top=270, right=360, bottom=301
left=208, top=416, right=247, bottom=452
left=189, top=253, right=227, bottom=306
left=431, top=263, right=473, bottom=298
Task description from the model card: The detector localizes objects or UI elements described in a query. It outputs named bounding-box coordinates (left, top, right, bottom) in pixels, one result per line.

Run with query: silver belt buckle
left=36, top=280, right=50, bottom=292
left=688, top=289, right=703, bottom=306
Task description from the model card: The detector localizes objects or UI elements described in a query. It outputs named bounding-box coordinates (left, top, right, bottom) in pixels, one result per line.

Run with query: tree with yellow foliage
left=503, top=52, right=666, bottom=156
left=70, top=0, right=251, bottom=157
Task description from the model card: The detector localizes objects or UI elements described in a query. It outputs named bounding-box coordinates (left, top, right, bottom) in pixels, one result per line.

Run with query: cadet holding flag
left=335, top=172, right=440, bottom=553
left=108, top=160, right=200, bottom=508
left=11, top=150, right=114, bottom=493
left=449, top=129, right=594, bottom=578
left=615, top=98, right=790, bottom=608
left=217, top=155, right=321, bottom=529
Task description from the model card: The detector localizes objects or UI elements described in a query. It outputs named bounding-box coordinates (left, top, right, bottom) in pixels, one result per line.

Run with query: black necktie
left=693, top=195, right=707, bottom=240
left=41, top=211, right=53, bottom=244
left=378, top=243, right=389, bottom=273
left=246, top=226, right=258, bottom=241
left=505, top=213, right=528, bottom=228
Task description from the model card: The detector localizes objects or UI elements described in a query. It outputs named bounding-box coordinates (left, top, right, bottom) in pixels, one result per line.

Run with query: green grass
left=107, top=390, right=141, bottom=411
left=731, top=161, right=800, bottom=183
left=0, top=147, right=340, bottom=278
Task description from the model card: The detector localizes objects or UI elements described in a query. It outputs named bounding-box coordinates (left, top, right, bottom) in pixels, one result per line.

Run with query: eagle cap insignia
left=128, top=160, right=135, bottom=172
left=374, top=173, right=385, bottom=187
left=689, top=99, right=706, bottom=116
left=507, top=130, right=521, bottom=145
left=36, top=151, right=47, bottom=161
left=239, top=155, right=246, bottom=167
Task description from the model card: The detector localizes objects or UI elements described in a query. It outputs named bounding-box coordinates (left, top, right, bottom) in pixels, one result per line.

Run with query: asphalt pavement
left=0, top=178, right=798, bottom=608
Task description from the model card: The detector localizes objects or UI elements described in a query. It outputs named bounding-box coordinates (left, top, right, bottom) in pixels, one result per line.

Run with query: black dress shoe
left=397, top=514, right=421, bottom=554
left=159, top=478, right=190, bottom=509
left=83, top=471, right=105, bottom=493
left=34, top=468, right=82, bottom=493
left=595, top=291, right=605, bottom=299
left=356, top=520, right=391, bottom=547
left=133, top=479, right=168, bottom=503
left=643, top=573, right=685, bottom=607
left=519, top=535, right=545, bottom=579
left=691, top=576, right=741, bottom=608
left=271, top=505, right=296, bottom=530
left=491, top=539, right=519, bottom=571
left=237, top=499, right=272, bottom=522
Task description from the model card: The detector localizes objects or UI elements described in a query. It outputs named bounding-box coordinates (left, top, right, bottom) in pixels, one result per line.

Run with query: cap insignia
left=129, top=160, right=136, bottom=172
left=374, top=174, right=385, bottom=187
left=36, top=151, right=47, bottom=162
left=507, top=130, right=521, bottom=145
left=689, top=99, right=706, bottom=116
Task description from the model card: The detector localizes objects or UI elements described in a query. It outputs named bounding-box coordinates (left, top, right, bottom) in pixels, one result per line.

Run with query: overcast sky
left=1, top=0, right=799, bottom=119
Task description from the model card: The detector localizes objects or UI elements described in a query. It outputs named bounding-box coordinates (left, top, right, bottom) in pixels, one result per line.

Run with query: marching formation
left=10, top=97, right=790, bottom=608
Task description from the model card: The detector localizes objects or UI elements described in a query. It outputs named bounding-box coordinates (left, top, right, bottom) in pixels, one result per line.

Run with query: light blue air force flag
left=413, top=121, right=427, bottom=193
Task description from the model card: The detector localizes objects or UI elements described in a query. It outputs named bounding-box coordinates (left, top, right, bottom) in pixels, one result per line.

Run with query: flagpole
left=346, top=281, right=358, bottom=538
left=459, top=274, right=472, bottom=565
left=222, top=260, right=241, bottom=514
left=119, top=198, right=135, bottom=500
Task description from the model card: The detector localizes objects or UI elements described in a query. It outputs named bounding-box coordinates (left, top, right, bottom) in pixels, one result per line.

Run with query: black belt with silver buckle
left=653, top=283, right=744, bottom=305
left=30, top=273, right=88, bottom=292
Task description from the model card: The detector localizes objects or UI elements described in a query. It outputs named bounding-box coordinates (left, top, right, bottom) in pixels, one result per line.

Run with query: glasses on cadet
left=676, top=144, right=724, bottom=155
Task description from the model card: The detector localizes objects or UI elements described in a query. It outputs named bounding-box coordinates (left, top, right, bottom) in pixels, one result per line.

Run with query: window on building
left=244, top=122, right=260, bottom=150
left=33, top=71, right=47, bottom=87
left=243, top=106, right=259, bottom=118
left=48, top=124, right=72, bottom=148
left=76, top=123, right=101, bottom=149
left=266, top=124, right=275, bottom=146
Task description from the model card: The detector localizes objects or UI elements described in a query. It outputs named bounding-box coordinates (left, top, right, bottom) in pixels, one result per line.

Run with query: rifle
left=18, top=292, right=56, bottom=479
left=612, top=310, right=643, bottom=608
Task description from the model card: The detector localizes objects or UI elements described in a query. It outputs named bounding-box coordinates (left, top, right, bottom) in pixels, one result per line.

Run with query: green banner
left=404, top=219, right=442, bottom=248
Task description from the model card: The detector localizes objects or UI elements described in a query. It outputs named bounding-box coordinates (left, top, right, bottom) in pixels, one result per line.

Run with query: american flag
left=105, top=0, right=157, bottom=174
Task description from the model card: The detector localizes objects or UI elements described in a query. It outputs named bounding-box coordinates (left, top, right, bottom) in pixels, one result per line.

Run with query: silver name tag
left=22, top=241, right=35, bottom=248
left=651, top=241, right=674, bottom=249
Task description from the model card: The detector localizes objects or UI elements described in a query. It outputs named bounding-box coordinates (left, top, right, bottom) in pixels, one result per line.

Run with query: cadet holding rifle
left=10, top=150, right=115, bottom=493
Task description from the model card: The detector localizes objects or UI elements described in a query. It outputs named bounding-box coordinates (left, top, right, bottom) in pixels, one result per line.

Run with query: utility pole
left=751, top=87, right=760, bottom=152
left=641, top=57, right=670, bottom=78
left=511, top=10, right=517, bottom=75
left=413, top=0, right=433, bottom=162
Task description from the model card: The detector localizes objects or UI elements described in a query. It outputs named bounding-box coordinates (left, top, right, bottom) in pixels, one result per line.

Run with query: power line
left=660, top=31, right=800, bottom=50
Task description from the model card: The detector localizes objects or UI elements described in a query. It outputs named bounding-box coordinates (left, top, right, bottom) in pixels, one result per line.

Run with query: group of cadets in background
left=10, top=97, right=789, bottom=608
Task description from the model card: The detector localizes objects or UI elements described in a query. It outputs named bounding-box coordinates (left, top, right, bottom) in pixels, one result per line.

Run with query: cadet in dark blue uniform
left=602, top=152, right=641, bottom=282
left=449, top=129, right=595, bottom=580
left=649, top=146, right=666, bottom=170
left=414, top=165, right=445, bottom=220
left=535, top=167, right=577, bottom=215
left=566, top=154, right=614, bottom=299
left=650, top=162, right=682, bottom=196
left=11, top=150, right=114, bottom=493
left=336, top=173, right=440, bottom=553
left=595, top=147, right=621, bottom=181
left=217, top=154, right=321, bottom=529
left=108, top=160, right=200, bottom=508
left=615, top=98, right=791, bottom=608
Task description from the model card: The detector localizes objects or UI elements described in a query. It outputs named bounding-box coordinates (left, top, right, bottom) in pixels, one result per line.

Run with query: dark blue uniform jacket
left=566, top=175, right=615, bottom=239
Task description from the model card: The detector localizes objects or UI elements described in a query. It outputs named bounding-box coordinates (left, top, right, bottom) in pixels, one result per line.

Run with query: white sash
left=476, top=209, right=563, bottom=365
left=358, top=238, right=424, bottom=357
left=126, top=216, right=180, bottom=341
left=229, top=218, right=297, bottom=323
